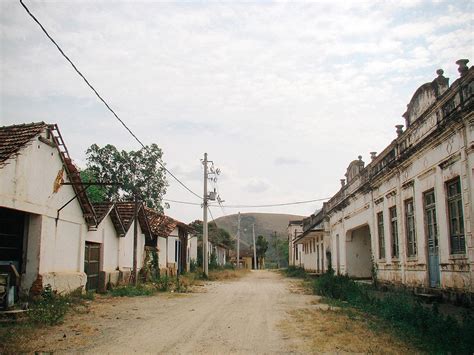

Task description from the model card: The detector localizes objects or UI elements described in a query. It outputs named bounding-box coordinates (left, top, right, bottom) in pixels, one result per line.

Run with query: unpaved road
left=18, top=270, right=414, bottom=354
left=85, top=270, right=304, bottom=354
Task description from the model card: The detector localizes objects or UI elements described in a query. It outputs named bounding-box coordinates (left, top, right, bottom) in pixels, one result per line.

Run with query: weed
left=283, top=266, right=308, bottom=279
left=28, top=285, right=70, bottom=325
left=313, top=271, right=474, bottom=353
left=109, top=284, right=155, bottom=297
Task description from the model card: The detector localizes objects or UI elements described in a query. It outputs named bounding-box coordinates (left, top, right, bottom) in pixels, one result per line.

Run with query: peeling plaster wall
left=188, top=235, right=197, bottom=263
left=86, top=215, right=120, bottom=272
left=158, top=236, right=167, bottom=268
left=0, top=133, right=88, bottom=294
left=287, top=223, right=303, bottom=267
left=119, top=221, right=146, bottom=271
left=324, top=69, right=474, bottom=295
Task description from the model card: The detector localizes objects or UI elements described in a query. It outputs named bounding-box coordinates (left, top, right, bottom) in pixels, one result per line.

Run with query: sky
left=1, top=0, right=473, bottom=223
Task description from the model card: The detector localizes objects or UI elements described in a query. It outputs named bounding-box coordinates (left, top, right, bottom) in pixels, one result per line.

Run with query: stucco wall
left=86, top=215, right=120, bottom=272
left=0, top=132, right=89, bottom=293
left=323, top=71, right=474, bottom=294
left=119, top=221, right=146, bottom=271
left=158, top=236, right=167, bottom=268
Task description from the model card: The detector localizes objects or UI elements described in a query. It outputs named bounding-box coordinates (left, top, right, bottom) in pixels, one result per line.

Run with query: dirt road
left=20, top=270, right=414, bottom=354
left=84, top=270, right=304, bottom=354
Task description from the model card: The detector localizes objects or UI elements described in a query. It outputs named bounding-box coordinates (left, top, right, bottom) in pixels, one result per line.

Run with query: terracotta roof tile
left=115, top=202, right=152, bottom=236
left=0, top=122, right=47, bottom=167
left=92, top=202, right=125, bottom=236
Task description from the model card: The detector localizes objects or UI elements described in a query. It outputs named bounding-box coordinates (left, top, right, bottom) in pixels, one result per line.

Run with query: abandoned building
left=290, top=59, right=474, bottom=302
left=287, top=219, right=303, bottom=267
left=146, top=208, right=196, bottom=276
left=0, top=122, right=197, bottom=301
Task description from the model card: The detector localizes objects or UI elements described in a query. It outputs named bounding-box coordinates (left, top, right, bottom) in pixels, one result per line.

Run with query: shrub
left=190, top=259, right=198, bottom=273
left=109, top=285, right=155, bottom=297
left=156, top=275, right=171, bottom=292
left=312, top=271, right=474, bottom=353
left=28, top=285, right=70, bottom=325
left=284, top=266, right=308, bottom=278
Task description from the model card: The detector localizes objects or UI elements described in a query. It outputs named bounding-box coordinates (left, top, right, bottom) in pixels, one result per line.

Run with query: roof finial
left=456, top=59, right=469, bottom=77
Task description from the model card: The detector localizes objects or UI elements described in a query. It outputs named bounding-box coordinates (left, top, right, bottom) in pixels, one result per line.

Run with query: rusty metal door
left=424, top=191, right=440, bottom=288
left=84, top=242, right=100, bottom=291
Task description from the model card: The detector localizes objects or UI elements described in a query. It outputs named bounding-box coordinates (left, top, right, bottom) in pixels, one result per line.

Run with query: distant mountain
left=213, top=212, right=305, bottom=267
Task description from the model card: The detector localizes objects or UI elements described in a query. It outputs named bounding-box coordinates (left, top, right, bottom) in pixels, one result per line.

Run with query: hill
left=213, top=212, right=305, bottom=267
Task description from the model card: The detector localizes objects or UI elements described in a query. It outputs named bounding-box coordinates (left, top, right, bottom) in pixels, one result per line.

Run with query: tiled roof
left=0, top=122, right=47, bottom=167
left=0, top=122, right=97, bottom=226
left=145, top=207, right=177, bottom=238
left=92, top=202, right=125, bottom=236
left=115, top=201, right=152, bottom=236
left=92, top=202, right=114, bottom=224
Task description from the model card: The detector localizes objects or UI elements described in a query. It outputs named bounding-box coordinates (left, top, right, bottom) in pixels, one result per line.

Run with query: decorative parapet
left=322, top=60, right=473, bottom=219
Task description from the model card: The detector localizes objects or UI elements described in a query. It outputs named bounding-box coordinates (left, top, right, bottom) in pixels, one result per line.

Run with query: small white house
left=0, top=123, right=97, bottom=294
left=85, top=202, right=125, bottom=291
left=146, top=208, right=196, bottom=275
left=0, top=122, right=159, bottom=296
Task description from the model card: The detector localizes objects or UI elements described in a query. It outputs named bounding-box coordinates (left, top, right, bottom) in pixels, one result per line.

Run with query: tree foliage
left=189, top=220, right=234, bottom=250
left=256, top=235, right=269, bottom=258
left=84, top=143, right=168, bottom=211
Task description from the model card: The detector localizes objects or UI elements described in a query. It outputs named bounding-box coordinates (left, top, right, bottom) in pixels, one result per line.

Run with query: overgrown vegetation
left=283, top=265, right=309, bottom=279
left=313, top=271, right=474, bottom=353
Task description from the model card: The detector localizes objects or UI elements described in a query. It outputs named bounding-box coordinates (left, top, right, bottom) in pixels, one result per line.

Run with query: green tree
left=85, top=143, right=168, bottom=211
left=189, top=220, right=234, bottom=249
left=80, top=169, right=107, bottom=203
left=256, top=235, right=269, bottom=267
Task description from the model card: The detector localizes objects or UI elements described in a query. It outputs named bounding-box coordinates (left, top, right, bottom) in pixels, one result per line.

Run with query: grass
left=0, top=285, right=95, bottom=353
left=312, top=270, right=474, bottom=353
left=283, top=266, right=310, bottom=279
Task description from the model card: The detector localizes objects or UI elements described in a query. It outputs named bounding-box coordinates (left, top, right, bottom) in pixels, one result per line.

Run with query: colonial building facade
left=291, top=60, right=473, bottom=301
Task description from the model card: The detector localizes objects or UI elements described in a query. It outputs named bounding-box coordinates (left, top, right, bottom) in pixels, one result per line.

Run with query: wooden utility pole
left=274, top=231, right=279, bottom=269
left=203, top=153, right=209, bottom=277
left=252, top=223, right=257, bottom=270
left=236, top=212, right=241, bottom=268
left=132, top=195, right=138, bottom=286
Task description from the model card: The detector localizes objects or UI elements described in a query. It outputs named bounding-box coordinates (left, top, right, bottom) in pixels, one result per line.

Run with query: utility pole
left=203, top=153, right=209, bottom=277
left=236, top=212, right=241, bottom=268
left=274, top=231, right=279, bottom=269
left=252, top=223, right=257, bottom=270
left=132, top=194, right=138, bottom=286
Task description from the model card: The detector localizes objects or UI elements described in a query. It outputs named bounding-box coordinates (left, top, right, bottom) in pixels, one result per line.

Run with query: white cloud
left=1, top=0, right=472, bottom=222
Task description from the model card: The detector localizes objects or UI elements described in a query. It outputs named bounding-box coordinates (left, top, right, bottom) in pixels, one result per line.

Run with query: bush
left=284, top=266, right=307, bottom=278
left=156, top=275, right=171, bottom=292
left=190, top=259, right=198, bottom=273
left=28, top=285, right=70, bottom=325
left=312, top=271, right=474, bottom=353
left=109, top=285, right=155, bottom=297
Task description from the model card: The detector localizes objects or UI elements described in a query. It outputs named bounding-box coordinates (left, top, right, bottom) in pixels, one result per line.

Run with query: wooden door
left=84, top=242, right=101, bottom=291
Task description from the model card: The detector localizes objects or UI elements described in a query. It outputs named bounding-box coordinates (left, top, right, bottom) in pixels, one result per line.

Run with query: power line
left=164, top=196, right=330, bottom=208
left=20, top=0, right=202, bottom=201
left=163, top=198, right=203, bottom=206
left=222, top=197, right=331, bottom=208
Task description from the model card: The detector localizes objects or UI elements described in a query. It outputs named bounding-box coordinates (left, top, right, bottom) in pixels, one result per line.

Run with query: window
left=447, top=178, right=465, bottom=254
left=377, top=212, right=385, bottom=259
left=424, top=189, right=438, bottom=252
left=390, top=206, right=399, bottom=258
left=405, top=199, right=417, bottom=257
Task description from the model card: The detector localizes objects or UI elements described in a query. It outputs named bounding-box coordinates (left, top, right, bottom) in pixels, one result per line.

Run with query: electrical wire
left=221, top=197, right=331, bottom=208
left=163, top=196, right=330, bottom=208
left=20, top=0, right=202, bottom=200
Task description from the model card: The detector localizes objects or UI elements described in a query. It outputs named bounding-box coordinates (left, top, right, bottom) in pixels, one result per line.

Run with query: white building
left=0, top=123, right=97, bottom=294
left=297, top=60, right=474, bottom=302
left=146, top=209, right=196, bottom=275
left=0, top=122, right=162, bottom=296
left=288, top=220, right=303, bottom=267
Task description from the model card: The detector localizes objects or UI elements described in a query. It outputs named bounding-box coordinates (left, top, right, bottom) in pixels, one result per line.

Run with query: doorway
left=84, top=242, right=101, bottom=292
